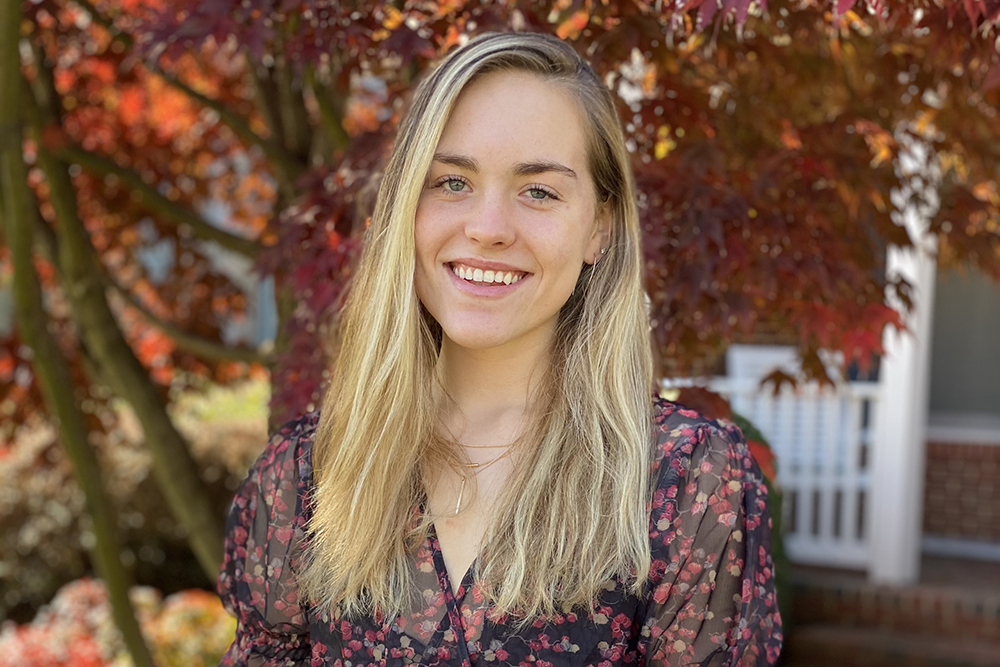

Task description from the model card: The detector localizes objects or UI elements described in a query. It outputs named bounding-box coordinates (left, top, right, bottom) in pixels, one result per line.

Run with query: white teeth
left=451, top=264, right=525, bottom=285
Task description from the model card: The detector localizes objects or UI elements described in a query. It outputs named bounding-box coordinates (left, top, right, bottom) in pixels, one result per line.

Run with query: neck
left=436, top=327, right=554, bottom=445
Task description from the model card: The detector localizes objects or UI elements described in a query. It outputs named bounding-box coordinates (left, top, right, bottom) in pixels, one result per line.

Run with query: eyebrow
left=432, top=152, right=578, bottom=179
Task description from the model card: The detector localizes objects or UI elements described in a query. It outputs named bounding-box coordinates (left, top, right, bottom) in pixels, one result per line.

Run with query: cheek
left=536, top=222, right=592, bottom=272
left=413, top=204, right=458, bottom=307
left=537, top=244, right=585, bottom=304
left=414, top=206, right=442, bottom=263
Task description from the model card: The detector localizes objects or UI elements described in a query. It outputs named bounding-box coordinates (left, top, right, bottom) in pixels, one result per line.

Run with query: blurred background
left=1, top=1, right=998, bottom=665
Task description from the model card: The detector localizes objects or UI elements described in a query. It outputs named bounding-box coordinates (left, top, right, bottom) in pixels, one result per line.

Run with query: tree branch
left=70, top=0, right=128, bottom=46
left=24, top=43, right=263, bottom=260
left=27, top=41, right=62, bottom=123
left=110, top=280, right=271, bottom=365
left=274, top=56, right=312, bottom=160
left=68, top=0, right=304, bottom=198
left=155, top=70, right=305, bottom=195
left=1, top=6, right=156, bottom=666
left=56, top=143, right=263, bottom=258
left=305, top=65, right=350, bottom=153
left=247, top=61, right=285, bottom=150
left=21, top=70, right=225, bottom=578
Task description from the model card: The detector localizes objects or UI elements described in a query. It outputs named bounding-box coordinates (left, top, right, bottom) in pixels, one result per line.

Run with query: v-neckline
left=427, top=521, right=477, bottom=601
left=426, top=522, right=477, bottom=667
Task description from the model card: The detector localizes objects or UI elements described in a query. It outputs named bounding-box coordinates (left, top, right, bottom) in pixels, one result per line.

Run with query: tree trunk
left=17, top=41, right=225, bottom=579
left=0, top=6, right=157, bottom=666
left=33, top=141, right=225, bottom=579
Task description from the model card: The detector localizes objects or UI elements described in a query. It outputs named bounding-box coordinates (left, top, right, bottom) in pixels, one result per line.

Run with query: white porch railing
left=662, top=338, right=891, bottom=572
left=662, top=375, right=879, bottom=570
left=663, top=326, right=934, bottom=583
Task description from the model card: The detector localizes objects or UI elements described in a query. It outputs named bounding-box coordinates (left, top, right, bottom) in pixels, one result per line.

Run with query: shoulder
left=224, top=410, right=321, bottom=549
left=258, top=411, right=320, bottom=483
left=218, top=411, right=320, bottom=646
left=241, top=410, right=320, bottom=499
left=648, top=396, right=760, bottom=528
left=650, top=395, right=751, bottom=477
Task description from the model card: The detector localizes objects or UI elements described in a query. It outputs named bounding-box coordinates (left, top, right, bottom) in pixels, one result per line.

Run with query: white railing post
left=869, top=205, right=938, bottom=585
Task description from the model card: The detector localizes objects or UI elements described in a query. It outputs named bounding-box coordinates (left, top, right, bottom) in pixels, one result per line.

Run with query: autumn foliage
left=141, top=0, right=1000, bottom=417
left=3, top=0, right=1000, bottom=428
left=1, top=0, right=999, bottom=642
left=0, top=579, right=234, bottom=667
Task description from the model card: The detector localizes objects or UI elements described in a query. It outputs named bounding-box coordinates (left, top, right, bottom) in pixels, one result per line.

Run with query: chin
left=440, top=326, right=515, bottom=351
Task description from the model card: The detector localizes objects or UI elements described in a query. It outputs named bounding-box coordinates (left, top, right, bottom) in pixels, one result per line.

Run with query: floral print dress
left=217, top=398, right=783, bottom=667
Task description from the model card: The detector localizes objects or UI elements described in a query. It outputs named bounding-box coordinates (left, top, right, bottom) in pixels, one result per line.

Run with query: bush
left=0, top=379, right=269, bottom=622
left=0, top=578, right=235, bottom=667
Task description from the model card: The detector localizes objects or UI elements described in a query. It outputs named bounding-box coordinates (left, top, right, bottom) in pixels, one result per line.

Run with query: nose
left=465, top=190, right=515, bottom=248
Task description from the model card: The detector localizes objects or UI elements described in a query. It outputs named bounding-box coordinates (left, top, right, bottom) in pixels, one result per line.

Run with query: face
left=414, top=71, right=610, bottom=353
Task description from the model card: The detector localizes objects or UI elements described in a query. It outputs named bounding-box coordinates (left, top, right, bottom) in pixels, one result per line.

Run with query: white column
left=869, top=204, right=938, bottom=584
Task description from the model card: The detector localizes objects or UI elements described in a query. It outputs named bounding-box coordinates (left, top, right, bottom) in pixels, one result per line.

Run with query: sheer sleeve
left=217, top=413, right=318, bottom=667
left=643, top=413, right=783, bottom=666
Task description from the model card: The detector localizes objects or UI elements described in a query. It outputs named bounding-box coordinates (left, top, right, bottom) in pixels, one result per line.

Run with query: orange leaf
left=748, top=440, right=777, bottom=484
left=556, top=10, right=589, bottom=40
left=383, top=6, right=403, bottom=30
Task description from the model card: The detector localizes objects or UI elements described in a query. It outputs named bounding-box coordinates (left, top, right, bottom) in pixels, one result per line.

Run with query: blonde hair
left=299, top=31, right=654, bottom=623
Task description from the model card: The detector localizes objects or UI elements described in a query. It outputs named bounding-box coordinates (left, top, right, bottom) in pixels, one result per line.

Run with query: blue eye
left=432, top=176, right=470, bottom=194
left=526, top=185, right=558, bottom=201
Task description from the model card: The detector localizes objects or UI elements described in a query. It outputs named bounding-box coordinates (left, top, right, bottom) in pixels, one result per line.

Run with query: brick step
left=790, top=575, right=1000, bottom=642
left=782, top=624, right=1000, bottom=667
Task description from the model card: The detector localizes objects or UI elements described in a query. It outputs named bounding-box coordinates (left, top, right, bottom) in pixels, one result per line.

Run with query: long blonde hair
left=299, top=31, right=654, bottom=623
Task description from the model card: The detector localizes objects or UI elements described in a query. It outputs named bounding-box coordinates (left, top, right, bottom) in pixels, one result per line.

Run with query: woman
left=218, top=32, right=782, bottom=667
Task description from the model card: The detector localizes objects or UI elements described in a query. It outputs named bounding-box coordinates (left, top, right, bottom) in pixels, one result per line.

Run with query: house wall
left=923, top=441, right=1000, bottom=543
left=928, top=266, right=1000, bottom=418
left=923, top=265, right=1000, bottom=556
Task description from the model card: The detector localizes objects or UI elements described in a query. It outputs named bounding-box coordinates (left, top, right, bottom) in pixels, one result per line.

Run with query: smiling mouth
left=449, top=262, right=528, bottom=286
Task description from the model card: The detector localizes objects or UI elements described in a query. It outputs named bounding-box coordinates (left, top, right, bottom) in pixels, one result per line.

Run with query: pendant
left=454, top=475, right=466, bottom=516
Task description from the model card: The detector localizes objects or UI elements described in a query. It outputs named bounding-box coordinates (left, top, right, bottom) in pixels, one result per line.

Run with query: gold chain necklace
left=448, top=443, right=518, bottom=515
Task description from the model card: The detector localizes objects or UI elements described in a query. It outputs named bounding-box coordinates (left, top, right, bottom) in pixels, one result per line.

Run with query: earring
left=595, top=247, right=606, bottom=263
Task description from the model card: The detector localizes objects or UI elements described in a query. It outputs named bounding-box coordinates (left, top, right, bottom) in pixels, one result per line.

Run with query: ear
left=584, top=200, right=613, bottom=265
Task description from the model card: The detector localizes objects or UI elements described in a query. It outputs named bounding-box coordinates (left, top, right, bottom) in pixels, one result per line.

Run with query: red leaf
left=836, top=0, right=856, bottom=16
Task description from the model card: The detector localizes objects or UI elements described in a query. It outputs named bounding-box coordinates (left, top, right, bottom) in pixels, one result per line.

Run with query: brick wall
left=923, top=442, right=1000, bottom=542
left=792, top=575, right=1000, bottom=642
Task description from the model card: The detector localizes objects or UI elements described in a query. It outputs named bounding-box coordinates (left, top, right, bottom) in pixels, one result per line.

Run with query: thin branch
left=30, top=199, right=266, bottom=366
left=155, top=70, right=304, bottom=193
left=305, top=66, right=350, bottom=152
left=69, top=0, right=304, bottom=197
left=24, top=46, right=262, bottom=261
left=110, top=281, right=271, bottom=364
left=28, top=42, right=62, bottom=123
left=33, top=206, right=60, bottom=265
left=70, top=0, right=127, bottom=45
left=61, top=143, right=262, bottom=258
left=247, top=61, right=285, bottom=149
left=274, top=56, right=312, bottom=160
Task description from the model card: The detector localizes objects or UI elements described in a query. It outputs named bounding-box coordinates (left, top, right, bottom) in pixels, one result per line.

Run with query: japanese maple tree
left=1, top=1, right=999, bottom=660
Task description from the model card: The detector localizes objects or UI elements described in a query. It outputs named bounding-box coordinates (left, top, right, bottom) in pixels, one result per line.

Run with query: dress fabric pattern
left=217, top=399, right=783, bottom=667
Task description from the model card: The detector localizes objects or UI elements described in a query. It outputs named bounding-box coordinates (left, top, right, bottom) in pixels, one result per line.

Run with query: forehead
left=434, top=71, right=590, bottom=170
